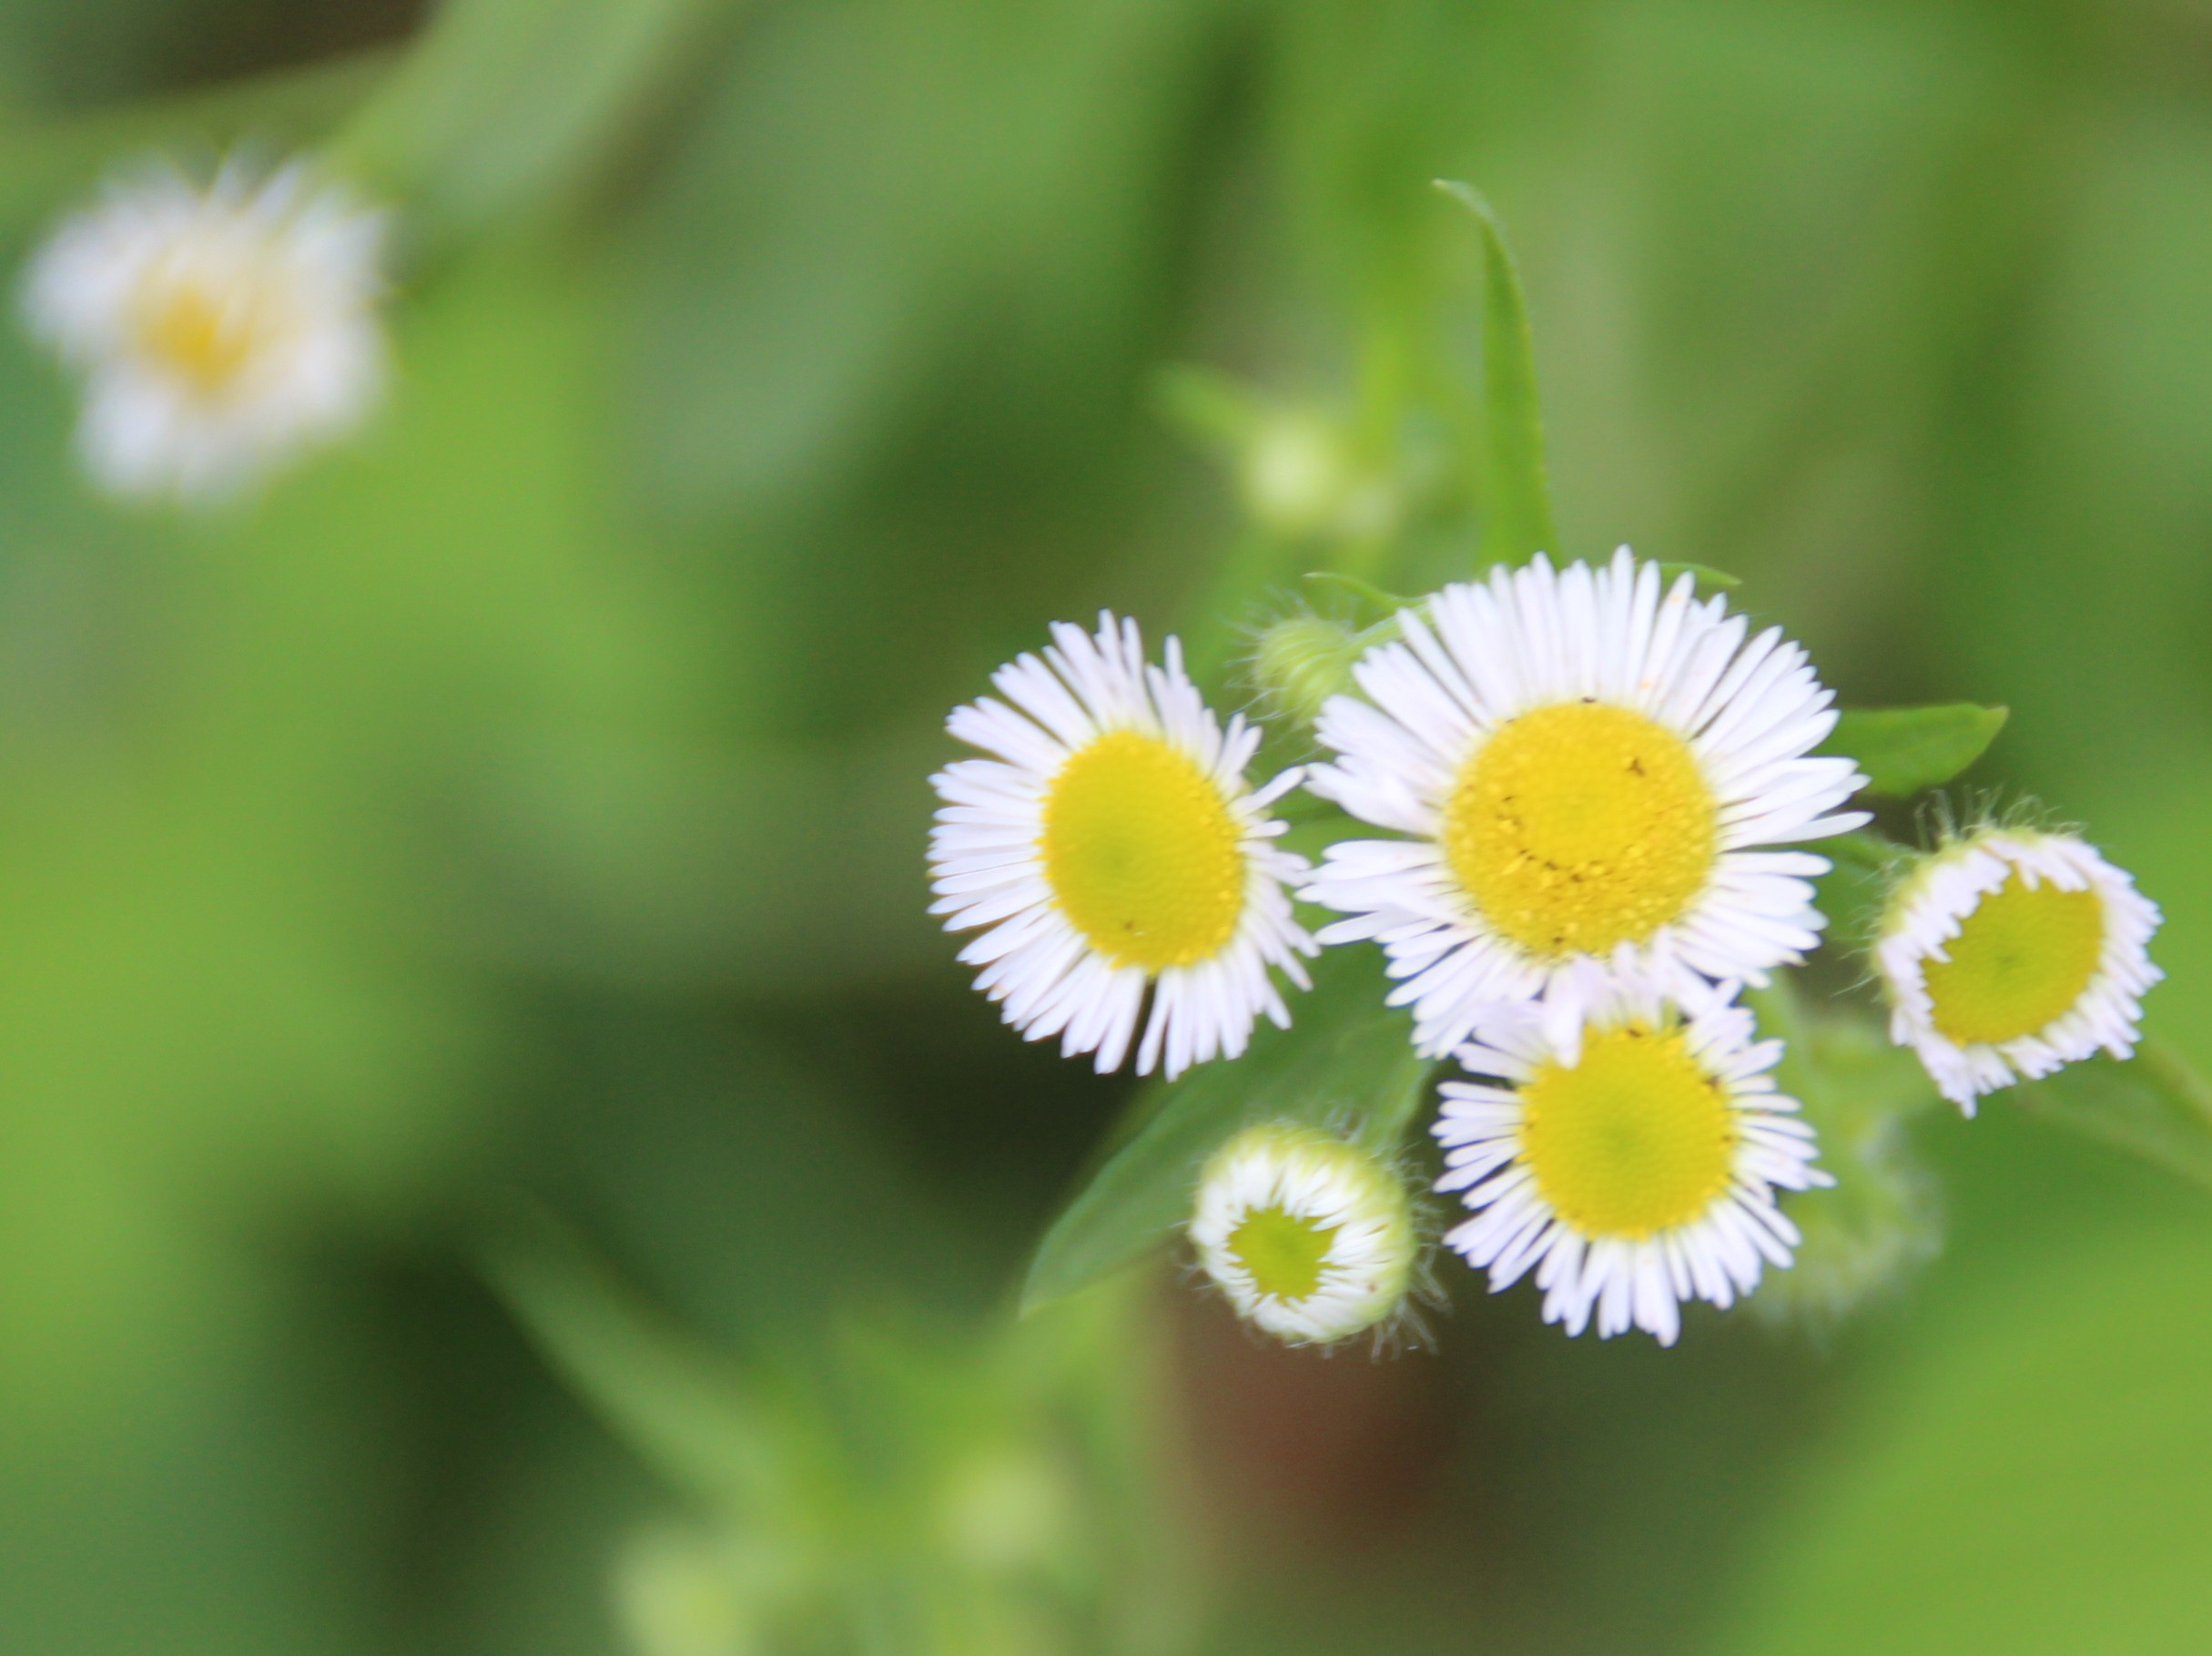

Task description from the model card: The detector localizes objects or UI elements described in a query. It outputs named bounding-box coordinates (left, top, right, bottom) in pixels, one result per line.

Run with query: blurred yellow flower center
left=1445, top=702, right=1718, bottom=959
left=1923, top=872, right=2104, bottom=1046
left=1228, top=1204, right=1335, bottom=1301
left=136, top=275, right=278, bottom=394
left=1040, top=729, right=1244, bottom=970
left=1522, top=1025, right=1736, bottom=1238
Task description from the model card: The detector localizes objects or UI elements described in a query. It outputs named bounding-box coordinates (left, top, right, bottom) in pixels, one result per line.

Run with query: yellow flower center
left=1040, top=729, right=1245, bottom=970
left=135, top=273, right=282, bottom=396
left=1923, top=872, right=2105, bottom=1046
left=1228, top=1205, right=1336, bottom=1301
left=1521, top=1024, right=1738, bottom=1239
left=1444, top=701, right=1719, bottom=960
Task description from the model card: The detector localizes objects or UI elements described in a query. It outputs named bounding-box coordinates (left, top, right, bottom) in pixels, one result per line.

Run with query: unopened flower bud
left=1749, top=1014, right=1943, bottom=1337
left=1238, top=409, right=1359, bottom=538
left=1248, top=610, right=1369, bottom=729
left=1189, top=1123, right=1416, bottom=1345
left=614, top=1525, right=776, bottom=1656
left=1750, top=1112, right=1941, bottom=1338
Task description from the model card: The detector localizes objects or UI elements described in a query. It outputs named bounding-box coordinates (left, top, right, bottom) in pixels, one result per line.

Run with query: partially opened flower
left=1302, top=550, right=1866, bottom=1057
left=1189, top=1123, right=1417, bottom=1345
left=21, top=153, right=387, bottom=502
left=1876, top=826, right=2161, bottom=1111
left=928, top=614, right=1317, bottom=1079
left=1436, top=970, right=1827, bottom=1345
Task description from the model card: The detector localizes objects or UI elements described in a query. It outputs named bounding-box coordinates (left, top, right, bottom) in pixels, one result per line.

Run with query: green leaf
left=1656, top=561, right=1742, bottom=593
left=481, top=1202, right=801, bottom=1514
left=1435, top=181, right=1558, bottom=565
left=1821, top=704, right=2008, bottom=798
left=330, top=0, right=727, bottom=246
left=2015, top=1041, right=2212, bottom=1194
left=1020, top=945, right=1434, bottom=1316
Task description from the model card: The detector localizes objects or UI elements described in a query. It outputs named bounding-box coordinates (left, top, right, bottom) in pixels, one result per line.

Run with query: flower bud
left=614, top=1525, right=774, bottom=1656
left=1748, top=1013, right=1943, bottom=1337
left=1189, top=1123, right=1417, bottom=1346
left=1247, top=610, right=1370, bottom=729
left=1749, top=1112, right=1942, bottom=1338
left=1237, top=409, right=1360, bottom=538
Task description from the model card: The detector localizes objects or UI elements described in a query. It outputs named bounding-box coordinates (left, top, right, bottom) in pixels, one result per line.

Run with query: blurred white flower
left=21, top=154, right=388, bottom=503
left=1189, top=1123, right=1417, bottom=1345
left=1876, top=827, right=2162, bottom=1111
left=1436, top=970, right=1828, bottom=1346
left=928, top=613, right=1316, bottom=1079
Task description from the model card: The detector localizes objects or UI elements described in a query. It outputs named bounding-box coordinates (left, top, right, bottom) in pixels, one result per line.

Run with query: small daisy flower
left=928, top=614, right=1317, bottom=1079
left=1876, top=826, right=2162, bottom=1112
left=1189, top=1123, right=1417, bottom=1345
left=21, top=153, right=388, bottom=502
left=1303, top=550, right=1867, bottom=1058
left=1435, top=970, right=1828, bottom=1345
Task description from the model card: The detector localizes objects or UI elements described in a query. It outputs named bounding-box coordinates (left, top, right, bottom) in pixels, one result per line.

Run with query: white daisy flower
left=21, top=153, right=388, bottom=502
left=928, top=613, right=1317, bottom=1079
left=1303, top=549, right=1867, bottom=1058
left=1876, top=827, right=2162, bottom=1112
left=1436, top=967, right=1829, bottom=1344
left=1189, top=1123, right=1417, bottom=1345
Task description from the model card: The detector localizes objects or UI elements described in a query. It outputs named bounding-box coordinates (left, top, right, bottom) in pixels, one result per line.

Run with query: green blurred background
left=4, top=0, right=2212, bottom=1651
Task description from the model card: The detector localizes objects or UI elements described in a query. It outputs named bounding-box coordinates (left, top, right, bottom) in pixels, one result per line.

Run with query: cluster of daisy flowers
left=928, top=551, right=2166, bottom=1347
left=19, top=147, right=2166, bottom=1350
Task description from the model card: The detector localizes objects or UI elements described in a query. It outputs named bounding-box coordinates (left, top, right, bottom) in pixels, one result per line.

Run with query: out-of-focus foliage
left=1745, top=981, right=1945, bottom=1338
left=2, top=0, right=2212, bottom=1653
left=492, top=1212, right=1196, bottom=1655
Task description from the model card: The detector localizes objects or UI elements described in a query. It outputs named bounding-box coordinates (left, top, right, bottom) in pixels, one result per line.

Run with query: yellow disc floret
left=1923, top=873, right=2105, bottom=1046
left=136, top=272, right=283, bottom=396
left=1041, top=728, right=1245, bottom=971
left=1444, top=702, right=1719, bottom=960
left=1228, top=1205, right=1337, bottom=1302
left=1520, top=1023, right=1738, bottom=1238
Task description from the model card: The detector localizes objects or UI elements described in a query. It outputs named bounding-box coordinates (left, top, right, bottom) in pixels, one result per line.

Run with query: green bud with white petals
left=1189, top=1123, right=1417, bottom=1346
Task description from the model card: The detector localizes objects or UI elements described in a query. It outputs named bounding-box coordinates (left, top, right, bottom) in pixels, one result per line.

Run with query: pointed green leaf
left=481, top=1203, right=798, bottom=1513
left=1020, top=945, right=1434, bottom=1316
left=1435, top=181, right=1558, bottom=565
left=1820, top=704, right=2008, bottom=798
left=1656, top=561, right=1742, bottom=593
left=2015, top=1042, right=2212, bottom=1194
